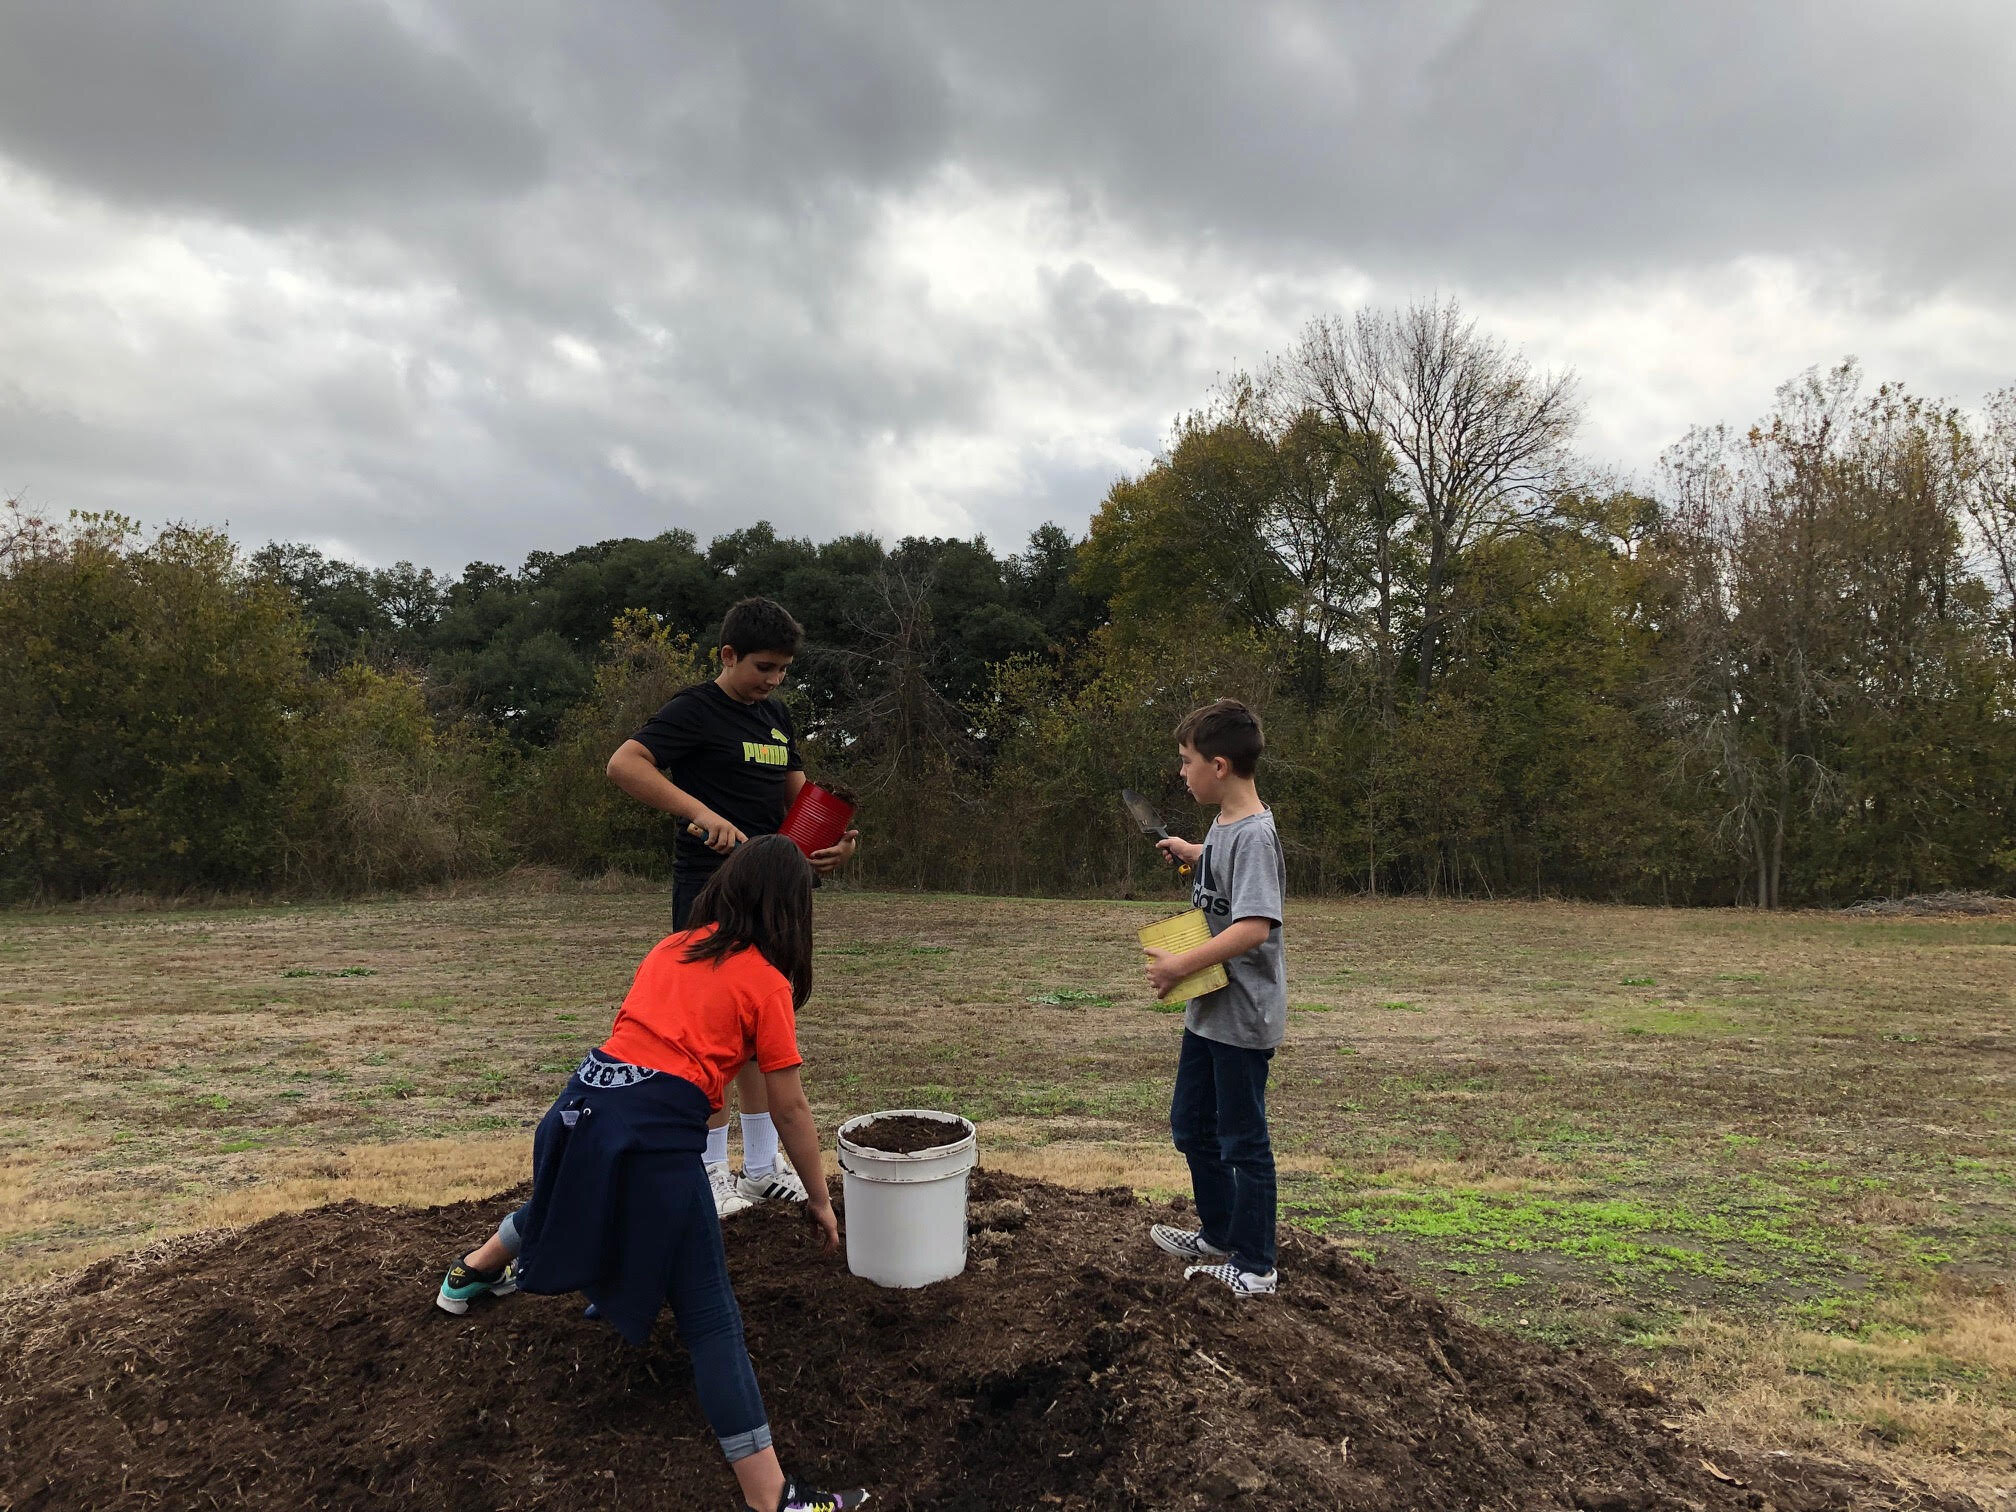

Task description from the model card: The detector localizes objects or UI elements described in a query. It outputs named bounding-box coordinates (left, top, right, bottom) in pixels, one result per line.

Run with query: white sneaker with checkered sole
left=1185, top=1261, right=1278, bottom=1296
left=1150, top=1223, right=1231, bottom=1262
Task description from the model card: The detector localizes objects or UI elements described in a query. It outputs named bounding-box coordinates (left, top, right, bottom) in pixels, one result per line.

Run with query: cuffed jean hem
left=719, top=1423, right=774, bottom=1463
left=498, top=1203, right=531, bottom=1258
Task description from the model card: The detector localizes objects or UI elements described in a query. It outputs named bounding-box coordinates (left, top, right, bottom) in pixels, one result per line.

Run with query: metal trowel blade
left=1120, top=789, right=1169, bottom=838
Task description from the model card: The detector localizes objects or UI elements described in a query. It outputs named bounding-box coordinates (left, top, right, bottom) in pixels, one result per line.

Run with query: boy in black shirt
left=606, top=597, right=858, bottom=1217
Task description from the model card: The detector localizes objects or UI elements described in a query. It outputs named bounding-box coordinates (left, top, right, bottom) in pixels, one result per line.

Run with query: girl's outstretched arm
left=764, top=1066, right=839, bottom=1252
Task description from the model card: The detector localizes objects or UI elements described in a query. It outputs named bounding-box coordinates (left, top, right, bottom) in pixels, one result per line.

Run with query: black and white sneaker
left=1185, top=1261, right=1278, bottom=1296
left=744, top=1478, right=870, bottom=1511
left=1150, top=1223, right=1231, bottom=1262
left=736, top=1160, right=809, bottom=1205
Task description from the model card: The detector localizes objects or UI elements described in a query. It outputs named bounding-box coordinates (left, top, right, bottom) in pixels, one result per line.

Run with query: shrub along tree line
left=6, top=301, right=2013, bottom=906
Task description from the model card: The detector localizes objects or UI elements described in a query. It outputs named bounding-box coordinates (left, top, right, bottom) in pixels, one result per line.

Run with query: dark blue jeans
left=499, top=1057, right=770, bottom=1463
left=672, top=870, right=710, bottom=932
left=1169, top=1029, right=1277, bottom=1274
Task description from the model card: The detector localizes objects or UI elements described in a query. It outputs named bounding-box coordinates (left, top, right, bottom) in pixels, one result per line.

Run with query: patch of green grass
left=1293, top=1174, right=1854, bottom=1297
left=1027, top=988, right=1111, bottom=1007
left=281, top=966, right=377, bottom=978
left=1598, top=1004, right=1744, bottom=1038
left=1620, top=976, right=1655, bottom=986
left=1086, top=1078, right=1167, bottom=1119
left=1379, top=1000, right=1423, bottom=1012
left=1142, top=999, right=1186, bottom=1014
left=218, top=1139, right=263, bottom=1153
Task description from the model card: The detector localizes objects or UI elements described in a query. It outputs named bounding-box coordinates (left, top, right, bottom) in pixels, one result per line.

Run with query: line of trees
left=5, top=301, right=2013, bottom=906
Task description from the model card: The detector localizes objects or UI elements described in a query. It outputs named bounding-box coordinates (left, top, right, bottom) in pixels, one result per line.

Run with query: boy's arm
left=606, top=739, right=744, bottom=852
left=1145, top=917, right=1271, bottom=997
left=1148, top=821, right=1286, bottom=994
left=786, top=769, right=861, bottom=875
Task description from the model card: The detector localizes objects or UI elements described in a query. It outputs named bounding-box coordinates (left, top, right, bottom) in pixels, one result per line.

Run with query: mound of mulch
left=0, top=1171, right=1980, bottom=1512
left=1841, top=891, right=2015, bottom=918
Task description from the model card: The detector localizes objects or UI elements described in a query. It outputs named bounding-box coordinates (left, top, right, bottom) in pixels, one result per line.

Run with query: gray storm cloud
left=0, top=1, right=2009, bottom=570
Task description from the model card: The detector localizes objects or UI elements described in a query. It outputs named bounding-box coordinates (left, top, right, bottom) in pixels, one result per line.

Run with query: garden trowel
left=1121, top=789, right=1193, bottom=877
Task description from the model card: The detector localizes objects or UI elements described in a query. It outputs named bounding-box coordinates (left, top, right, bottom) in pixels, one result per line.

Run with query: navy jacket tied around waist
left=511, top=1052, right=715, bottom=1345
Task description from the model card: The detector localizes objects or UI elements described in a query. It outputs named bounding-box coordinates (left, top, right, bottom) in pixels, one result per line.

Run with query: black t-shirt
left=632, top=682, right=804, bottom=877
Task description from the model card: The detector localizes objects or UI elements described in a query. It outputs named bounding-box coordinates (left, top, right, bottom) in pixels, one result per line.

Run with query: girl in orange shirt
left=433, top=836, right=866, bottom=1512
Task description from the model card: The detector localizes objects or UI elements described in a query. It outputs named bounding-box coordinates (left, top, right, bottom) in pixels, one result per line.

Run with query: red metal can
left=779, top=781, right=856, bottom=858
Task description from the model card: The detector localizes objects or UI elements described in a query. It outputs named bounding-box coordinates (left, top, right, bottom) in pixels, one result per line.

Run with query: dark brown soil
left=847, top=1114, right=969, bottom=1154
left=0, top=1171, right=1979, bottom=1512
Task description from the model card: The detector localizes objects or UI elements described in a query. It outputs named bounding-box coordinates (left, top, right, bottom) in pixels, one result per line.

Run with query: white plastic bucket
left=836, top=1108, right=978, bottom=1289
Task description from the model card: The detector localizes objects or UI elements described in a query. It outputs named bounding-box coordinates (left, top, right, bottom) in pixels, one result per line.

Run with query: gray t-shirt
left=1184, top=809, right=1288, bottom=1049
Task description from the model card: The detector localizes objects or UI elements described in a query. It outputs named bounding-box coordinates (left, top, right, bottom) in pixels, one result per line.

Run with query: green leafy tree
left=516, top=611, right=709, bottom=877
left=1, top=507, right=305, bottom=896
left=279, top=665, right=509, bottom=891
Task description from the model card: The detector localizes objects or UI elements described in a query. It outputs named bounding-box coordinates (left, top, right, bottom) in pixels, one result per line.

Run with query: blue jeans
left=1169, top=1029, right=1277, bottom=1274
left=498, top=1062, right=771, bottom=1463
left=672, top=870, right=710, bottom=932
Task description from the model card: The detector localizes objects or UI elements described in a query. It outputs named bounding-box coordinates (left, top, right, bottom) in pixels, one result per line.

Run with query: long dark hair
left=682, top=834, right=815, bottom=1007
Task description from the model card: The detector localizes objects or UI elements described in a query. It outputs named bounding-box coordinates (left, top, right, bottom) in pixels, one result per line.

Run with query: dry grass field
left=3, top=883, right=2011, bottom=1498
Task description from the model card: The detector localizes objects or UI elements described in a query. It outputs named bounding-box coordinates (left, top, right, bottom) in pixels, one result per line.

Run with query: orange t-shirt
left=599, top=927, right=802, bottom=1110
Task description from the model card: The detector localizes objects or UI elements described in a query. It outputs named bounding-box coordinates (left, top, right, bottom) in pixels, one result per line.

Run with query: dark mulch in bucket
left=848, top=1113, right=966, bottom=1154
left=0, top=1170, right=1980, bottom=1512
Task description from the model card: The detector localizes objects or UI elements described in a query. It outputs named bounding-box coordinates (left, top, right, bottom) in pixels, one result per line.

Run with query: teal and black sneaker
left=435, top=1257, right=518, bottom=1315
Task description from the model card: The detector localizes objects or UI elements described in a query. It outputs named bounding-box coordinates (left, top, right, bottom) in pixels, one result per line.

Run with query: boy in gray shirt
left=1141, top=699, right=1287, bottom=1295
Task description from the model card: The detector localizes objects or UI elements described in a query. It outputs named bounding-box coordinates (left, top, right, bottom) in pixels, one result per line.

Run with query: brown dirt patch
left=0, top=1171, right=1979, bottom=1512
left=846, top=1114, right=969, bottom=1154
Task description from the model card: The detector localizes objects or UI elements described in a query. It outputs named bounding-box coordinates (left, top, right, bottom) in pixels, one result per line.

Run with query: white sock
left=740, top=1112, right=779, bottom=1177
left=705, top=1125, right=729, bottom=1168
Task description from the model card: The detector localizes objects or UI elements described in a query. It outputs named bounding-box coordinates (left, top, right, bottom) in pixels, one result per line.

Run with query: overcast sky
left=2, top=2, right=2012, bottom=574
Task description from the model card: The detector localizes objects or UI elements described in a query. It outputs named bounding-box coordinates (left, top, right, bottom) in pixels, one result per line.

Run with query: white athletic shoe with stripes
left=737, top=1158, right=809, bottom=1205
